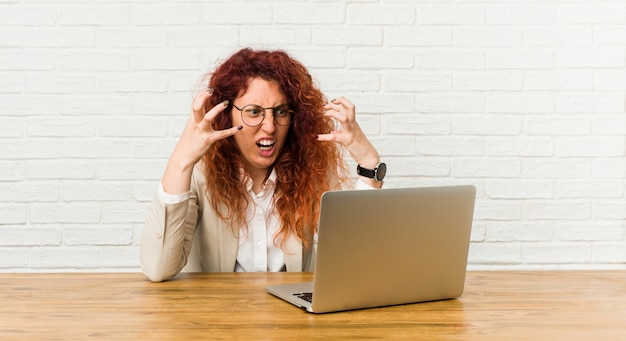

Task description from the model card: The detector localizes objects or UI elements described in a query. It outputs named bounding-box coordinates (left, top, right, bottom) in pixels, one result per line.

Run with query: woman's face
left=231, top=77, right=290, bottom=179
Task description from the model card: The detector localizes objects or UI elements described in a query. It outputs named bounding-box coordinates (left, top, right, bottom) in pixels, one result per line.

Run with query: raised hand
left=161, top=89, right=242, bottom=194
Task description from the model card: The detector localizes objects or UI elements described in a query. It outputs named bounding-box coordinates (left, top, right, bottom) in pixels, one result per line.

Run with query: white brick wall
left=1, top=0, right=624, bottom=272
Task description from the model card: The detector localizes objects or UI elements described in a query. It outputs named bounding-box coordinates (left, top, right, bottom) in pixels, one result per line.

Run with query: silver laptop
left=266, top=185, right=476, bottom=313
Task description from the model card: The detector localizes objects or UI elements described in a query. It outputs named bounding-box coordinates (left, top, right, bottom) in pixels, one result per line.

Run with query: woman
left=140, top=48, right=385, bottom=282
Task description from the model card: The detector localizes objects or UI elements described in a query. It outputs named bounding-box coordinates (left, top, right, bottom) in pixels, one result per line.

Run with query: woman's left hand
left=318, top=97, right=382, bottom=187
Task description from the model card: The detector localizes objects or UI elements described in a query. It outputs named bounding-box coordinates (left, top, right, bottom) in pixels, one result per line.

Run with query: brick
left=0, top=5, right=56, bottom=25
left=62, top=225, right=133, bottom=246
left=290, top=48, right=346, bottom=69
left=0, top=140, right=61, bottom=160
left=524, top=70, right=593, bottom=91
left=130, top=4, right=201, bottom=25
left=486, top=180, right=554, bottom=199
left=63, top=181, right=133, bottom=201
left=0, top=161, right=23, bottom=181
left=313, top=26, right=382, bottom=46
left=592, top=158, right=626, bottom=178
left=523, top=158, right=591, bottom=179
left=0, top=204, right=27, bottom=224
left=199, top=4, right=272, bottom=25
left=593, top=202, right=626, bottom=219
left=454, top=27, right=522, bottom=47
left=0, top=225, right=61, bottom=246
left=98, top=118, right=169, bottom=137
left=555, top=223, right=624, bottom=242
left=453, top=116, right=522, bottom=135
left=97, top=28, right=166, bottom=48
left=0, top=50, right=56, bottom=71
left=557, top=180, right=624, bottom=199
left=130, top=50, right=201, bottom=71
left=417, top=136, right=483, bottom=156
left=469, top=243, right=522, bottom=264
left=0, top=27, right=24, bottom=47
left=27, top=117, right=96, bottom=137
left=100, top=245, right=141, bottom=268
left=453, top=158, right=521, bottom=178
left=392, top=156, right=450, bottom=177
left=0, top=182, right=58, bottom=202
left=348, top=4, right=415, bottom=25
left=102, top=202, right=151, bottom=224
left=417, top=50, right=485, bottom=70
left=525, top=26, right=592, bottom=46
left=30, top=247, right=100, bottom=269
left=527, top=117, right=591, bottom=136
left=557, top=5, right=625, bottom=24
left=25, top=27, right=95, bottom=47
left=58, top=5, right=129, bottom=25
left=239, top=27, right=310, bottom=46
left=487, top=50, right=554, bottom=69
left=387, top=115, right=450, bottom=135
left=30, top=203, right=101, bottom=224
left=523, top=201, right=591, bottom=220
left=487, top=5, right=555, bottom=25
left=485, top=222, right=554, bottom=242
left=27, top=160, right=95, bottom=180
left=416, top=5, right=484, bottom=25
left=0, top=73, right=23, bottom=93
left=455, top=72, right=523, bottom=91
left=416, top=94, right=485, bottom=114
left=314, top=71, right=380, bottom=92
left=522, top=243, right=592, bottom=263
left=0, top=247, right=29, bottom=269
left=484, top=137, right=553, bottom=157
left=62, top=139, right=132, bottom=159
left=275, top=4, right=345, bottom=24
left=97, top=160, right=167, bottom=181
left=0, top=117, right=23, bottom=137
left=555, top=137, right=625, bottom=157
left=348, top=48, right=414, bottom=69
left=58, top=51, right=129, bottom=71
left=384, top=26, right=452, bottom=47
left=385, top=73, right=452, bottom=92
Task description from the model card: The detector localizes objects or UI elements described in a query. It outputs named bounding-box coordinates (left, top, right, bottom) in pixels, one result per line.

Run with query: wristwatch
left=357, top=162, right=387, bottom=181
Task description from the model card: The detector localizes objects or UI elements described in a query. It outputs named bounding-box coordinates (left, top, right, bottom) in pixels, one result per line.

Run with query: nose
left=261, top=109, right=276, bottom=132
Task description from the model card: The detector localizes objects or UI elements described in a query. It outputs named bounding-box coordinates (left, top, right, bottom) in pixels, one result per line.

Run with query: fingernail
left=206, top=87, right=214, bottom=94
left=237, top=125, right=243, bottom=131
left=222, top=100, right=229, bottom=106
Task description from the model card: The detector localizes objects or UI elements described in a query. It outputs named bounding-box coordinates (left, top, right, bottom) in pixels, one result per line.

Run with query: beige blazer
left=140, top=163, right=315, bottom=282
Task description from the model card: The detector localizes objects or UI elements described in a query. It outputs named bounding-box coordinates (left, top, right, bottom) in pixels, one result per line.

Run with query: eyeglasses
left=232, top=104, right=293, bottom=127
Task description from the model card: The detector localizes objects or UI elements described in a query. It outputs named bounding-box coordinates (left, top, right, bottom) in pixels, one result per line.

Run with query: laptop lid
left=267, top=185, right=476, bottom=313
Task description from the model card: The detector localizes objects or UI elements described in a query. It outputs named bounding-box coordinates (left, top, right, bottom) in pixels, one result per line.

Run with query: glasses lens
left=274, top=106, right=293, bottom=126
left=241, top=105, right=264, bottom=126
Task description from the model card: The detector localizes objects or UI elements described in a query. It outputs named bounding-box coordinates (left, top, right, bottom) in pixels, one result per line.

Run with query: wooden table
left=1, top=271, right=625, bottom=340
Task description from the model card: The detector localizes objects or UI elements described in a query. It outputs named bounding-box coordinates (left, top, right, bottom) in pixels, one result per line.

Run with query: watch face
left=375, top=163, right=387, bottom=181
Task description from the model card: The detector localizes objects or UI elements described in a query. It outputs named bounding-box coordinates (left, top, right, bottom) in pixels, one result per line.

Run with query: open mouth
left=256, top=139, right=275, bottom=151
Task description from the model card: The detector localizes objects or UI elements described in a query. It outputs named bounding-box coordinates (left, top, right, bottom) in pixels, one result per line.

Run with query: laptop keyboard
left=293, top=292, right=313, bottom=303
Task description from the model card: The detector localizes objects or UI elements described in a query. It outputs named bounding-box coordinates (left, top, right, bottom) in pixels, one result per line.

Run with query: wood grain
left=1, top=271, right=625, bottom=340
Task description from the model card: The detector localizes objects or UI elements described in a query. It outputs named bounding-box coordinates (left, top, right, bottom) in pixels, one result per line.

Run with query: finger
left=191, top=90, right=213, bottom=123
left=202, top=100, right=230, bottom=123
left=327, top=96, right=354, bottom=110
left=212, top=125, right=243, bottom=141
left=316, top=131, right=343, bottom=142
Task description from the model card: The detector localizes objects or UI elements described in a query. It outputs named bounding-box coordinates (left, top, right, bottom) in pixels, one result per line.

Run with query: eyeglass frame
left=231, top=103, right=294, bottom=127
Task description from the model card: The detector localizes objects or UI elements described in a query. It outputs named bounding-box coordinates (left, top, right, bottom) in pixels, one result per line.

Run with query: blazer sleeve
left=140, top=184, right=200, bottom=282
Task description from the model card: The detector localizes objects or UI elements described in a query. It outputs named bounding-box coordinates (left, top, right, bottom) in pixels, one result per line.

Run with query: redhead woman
left=140, top=48, right=384, bottom=282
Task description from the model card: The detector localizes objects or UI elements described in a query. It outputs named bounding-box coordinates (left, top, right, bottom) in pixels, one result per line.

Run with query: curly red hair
left=201, top=48, right=349, bottom=250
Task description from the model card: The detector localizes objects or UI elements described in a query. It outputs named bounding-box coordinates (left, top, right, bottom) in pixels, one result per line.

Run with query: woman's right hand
left=161, top=89, right=242, bottom=195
